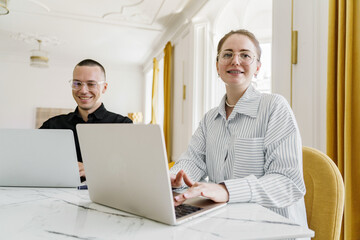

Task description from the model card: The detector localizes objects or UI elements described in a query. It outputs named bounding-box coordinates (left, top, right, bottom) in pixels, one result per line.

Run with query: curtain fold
left=151, top=58, right=159, bottom=124
left=163, top=42, right=172, bottom=163
left=327, top=0, right=360, bottom=239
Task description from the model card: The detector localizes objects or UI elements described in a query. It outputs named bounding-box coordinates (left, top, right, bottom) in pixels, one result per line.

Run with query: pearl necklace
left=225, top=99, right=236, bottom=108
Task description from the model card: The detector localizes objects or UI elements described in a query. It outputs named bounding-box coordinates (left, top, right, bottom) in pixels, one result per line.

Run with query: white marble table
left=0, top=187, right=314, bottom=240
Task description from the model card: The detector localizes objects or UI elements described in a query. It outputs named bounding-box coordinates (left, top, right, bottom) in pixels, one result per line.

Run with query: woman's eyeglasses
left=217, top=50, right=257, bottom=66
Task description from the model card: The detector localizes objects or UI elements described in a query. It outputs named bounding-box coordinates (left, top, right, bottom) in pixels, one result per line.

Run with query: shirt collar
left=68, top=109, right=80, bottom=122
left=68, top=103, right=106, bottom=121
left=90, top=103, right=107, bottom=120
left=216, top=84, right=261, bottom=120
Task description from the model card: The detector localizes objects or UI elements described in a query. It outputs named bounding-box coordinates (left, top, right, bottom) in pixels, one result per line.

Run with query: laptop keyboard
left=175, top=204, right=203, bottom=219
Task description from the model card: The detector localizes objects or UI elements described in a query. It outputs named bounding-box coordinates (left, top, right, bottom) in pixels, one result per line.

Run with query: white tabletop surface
left=0, top=187, right=314, bottom=240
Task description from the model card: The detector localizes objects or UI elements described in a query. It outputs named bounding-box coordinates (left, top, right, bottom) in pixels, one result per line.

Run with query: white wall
left=0, top=55, right=144, bottom=129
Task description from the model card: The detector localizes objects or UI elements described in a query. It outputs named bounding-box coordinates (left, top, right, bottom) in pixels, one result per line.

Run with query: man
left=40, top=59, right=132, bottom=182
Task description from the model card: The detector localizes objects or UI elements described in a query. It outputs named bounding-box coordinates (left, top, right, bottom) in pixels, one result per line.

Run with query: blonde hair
left=217, top=29, right=261, bottom=62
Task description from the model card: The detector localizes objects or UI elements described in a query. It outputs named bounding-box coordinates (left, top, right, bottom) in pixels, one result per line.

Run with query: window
left=254, top=42, right=272, bottom=93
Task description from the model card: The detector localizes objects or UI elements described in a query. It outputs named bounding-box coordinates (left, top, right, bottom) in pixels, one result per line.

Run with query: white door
left=272, top=0, right=328, bottom=151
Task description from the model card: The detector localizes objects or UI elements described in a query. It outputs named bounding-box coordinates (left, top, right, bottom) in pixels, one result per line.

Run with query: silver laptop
left=77, top=124, right=226, bottom=225
left=0, top=129, right=80, bottom=187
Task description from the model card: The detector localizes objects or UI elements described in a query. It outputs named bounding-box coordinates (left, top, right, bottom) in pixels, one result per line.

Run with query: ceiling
left=0, top=0, right=208, bottom=68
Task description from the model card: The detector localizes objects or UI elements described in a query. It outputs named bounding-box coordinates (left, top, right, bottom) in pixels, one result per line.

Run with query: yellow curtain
left=150, top=58, right=159, bottom=124
left=327, top=0, right=360, bottom=239
left=163, top=41, right=172, bottom=163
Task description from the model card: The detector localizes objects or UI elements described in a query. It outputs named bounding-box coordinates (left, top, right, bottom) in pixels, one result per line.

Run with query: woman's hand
left=170, top=169, right=186, bottom=188
left=171, top=170, right=229, bottom=206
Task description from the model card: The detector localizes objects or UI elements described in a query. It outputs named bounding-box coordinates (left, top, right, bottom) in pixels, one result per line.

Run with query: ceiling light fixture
left=12, top=32, right=61, bottom=68
left=30, top=39, right=49, bottom=68
left=0, top=0, right=9, bottom=15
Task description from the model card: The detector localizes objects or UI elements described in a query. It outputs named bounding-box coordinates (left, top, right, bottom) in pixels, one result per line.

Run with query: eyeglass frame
left=69, top=79, right=106, bottom=90
left=217, top=50, right=259, bottom=66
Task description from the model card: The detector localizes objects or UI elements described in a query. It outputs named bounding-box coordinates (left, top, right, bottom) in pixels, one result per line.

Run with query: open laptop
left=76, top=124, right=226, bottom=225
left=0, top=129, right=80, bottom=187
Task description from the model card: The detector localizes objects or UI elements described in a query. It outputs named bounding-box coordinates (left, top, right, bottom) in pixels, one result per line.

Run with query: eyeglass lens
left=70, top=80, right=100, bottom=90
left=219, top=51, right=254, bottom=65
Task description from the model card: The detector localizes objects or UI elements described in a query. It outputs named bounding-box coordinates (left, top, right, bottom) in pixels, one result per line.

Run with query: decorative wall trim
left=35, top=107, right=73, bottom=129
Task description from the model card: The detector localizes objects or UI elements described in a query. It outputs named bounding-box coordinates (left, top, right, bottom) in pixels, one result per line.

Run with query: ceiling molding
left=1, top=0, right=211, bottom=67
left=27, top=0, right=50, bottom=12
left=103, top=0, right=165, bottom=25
left=142, top=0, right=209, bottom=70
left=11, top=9, right=164, bottom=31
left=10, top=0, right=172, bottom=31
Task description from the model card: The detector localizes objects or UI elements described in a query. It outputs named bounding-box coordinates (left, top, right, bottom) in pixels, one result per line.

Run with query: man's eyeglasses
left=217, top=50, right=257, bottom=66
left=69, top=80, right=105, bottom=90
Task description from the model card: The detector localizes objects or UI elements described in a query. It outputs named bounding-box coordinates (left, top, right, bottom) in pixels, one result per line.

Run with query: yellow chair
left=168, top=161, right=175, bottom=169
left=302, top=146, right=345, bottom=240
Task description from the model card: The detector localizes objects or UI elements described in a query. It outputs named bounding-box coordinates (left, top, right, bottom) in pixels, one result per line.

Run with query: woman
left=170, top=29, right=308, bottom=228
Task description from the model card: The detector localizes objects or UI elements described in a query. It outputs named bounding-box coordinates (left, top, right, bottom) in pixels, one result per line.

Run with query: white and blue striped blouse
left=170, top=84, right=308, bottom=228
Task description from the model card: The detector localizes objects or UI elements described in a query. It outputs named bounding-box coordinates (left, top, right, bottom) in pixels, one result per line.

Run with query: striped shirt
left=170, top=84, right=308, bottom=229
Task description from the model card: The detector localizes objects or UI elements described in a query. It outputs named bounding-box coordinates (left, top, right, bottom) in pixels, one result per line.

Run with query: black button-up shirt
left=40, top=103, right=132, bottom=165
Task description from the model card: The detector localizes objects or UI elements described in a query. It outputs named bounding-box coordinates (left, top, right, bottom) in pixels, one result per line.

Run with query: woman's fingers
left=172, top=171, right=229, bottom=206
left=175, top=182, right=230, bottom=204
left=182, top=171, right=194, bottom=187
left=171, top=170, right=184, bottom=188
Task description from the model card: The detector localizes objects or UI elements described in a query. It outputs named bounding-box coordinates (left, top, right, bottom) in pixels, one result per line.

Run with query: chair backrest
left=168, top=161, right=175, bottom=169
left=302, top=146, right=345, bottom=240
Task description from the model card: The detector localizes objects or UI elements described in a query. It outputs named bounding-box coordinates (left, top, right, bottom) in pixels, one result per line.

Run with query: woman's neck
left=224, top=84, right=249, bottom=119
left=225, top=84, right=249, bottom=106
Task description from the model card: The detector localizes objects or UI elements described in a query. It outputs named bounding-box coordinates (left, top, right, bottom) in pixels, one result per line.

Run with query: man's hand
left=78, top=162, right=85, bottom=178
